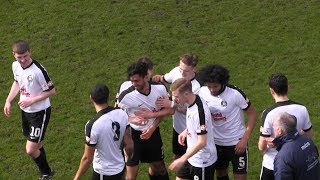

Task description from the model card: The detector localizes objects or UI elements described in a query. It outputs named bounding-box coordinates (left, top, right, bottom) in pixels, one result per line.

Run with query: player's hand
left=18, top=98, right=34, bottom=108
left=235, top=138, right=248, bottom=155
left=129, top=116, right=148, bottom=126
left=152, top=75, right=163, bottom=82
left=169, top=157, right=186, bottom=172
left=155, top=97, right=171, bottom=108
left=4, top=101, right=11, bottom=118
left=266, top=137, right=275, bottom=149
left=140, top=125, right=156, bottom=140
left=134, top=108, right=154, bottom=119
left=178, top=130, right=187, bottom=146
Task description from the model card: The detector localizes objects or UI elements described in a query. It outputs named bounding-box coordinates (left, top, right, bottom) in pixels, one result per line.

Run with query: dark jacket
left=273, top=129, right=320, bottom=180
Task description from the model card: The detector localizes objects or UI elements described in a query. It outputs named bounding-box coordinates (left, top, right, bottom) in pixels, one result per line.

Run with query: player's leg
left=172, top=128, right=189, bottom=179
left=215, top=145, right=231, bottom=180
left=23, top=108, right=53, bottom=177
left=144, top=127, right=169, bottom=179
left=189, top=161, right=215, bottom=180
left=125, top=128, right=141, bottom=180
left=232, top=146, right=248, bottom=180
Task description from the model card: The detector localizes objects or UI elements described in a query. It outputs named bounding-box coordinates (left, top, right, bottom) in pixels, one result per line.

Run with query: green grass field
left=1, top=0, right=320, bottom=179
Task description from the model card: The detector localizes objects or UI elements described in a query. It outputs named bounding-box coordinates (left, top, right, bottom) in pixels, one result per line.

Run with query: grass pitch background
left=0, top=0, right=319, bottom=179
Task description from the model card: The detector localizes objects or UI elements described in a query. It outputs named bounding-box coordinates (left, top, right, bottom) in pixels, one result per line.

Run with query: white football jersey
left=12, top=60, right=54, bottom=113
left=85, top=107, right=129, bottom=176
left=199, top=85, right=250, bottom=146
left=163, top=66, right=200, bottom=133
left=260, top=100, right=312, bottom=170
left=186, top=95, right=217, bottom=168
left=118, top=82, right=169, bottom=131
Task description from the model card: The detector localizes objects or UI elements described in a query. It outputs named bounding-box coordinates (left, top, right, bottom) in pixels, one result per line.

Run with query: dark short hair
left=197, top=64, right=229, bottom=85
left=137, top=57, right=153, bottom=70
left=90, top=84, right=109, bottom=104
left=127, top=61, right=148, bottom=78
left=12, top=40, right=30, bottom=54
left=269, top=73, right=288, bottom=95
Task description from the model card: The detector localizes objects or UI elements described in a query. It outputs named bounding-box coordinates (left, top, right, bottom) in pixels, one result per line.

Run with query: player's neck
left=187, top=94, right=197, bottom=105
left=274, top=95, right=289, bottom=103
left=140, top=82, right=150, bottom=94
left=94, top=104, right=108, bottom=112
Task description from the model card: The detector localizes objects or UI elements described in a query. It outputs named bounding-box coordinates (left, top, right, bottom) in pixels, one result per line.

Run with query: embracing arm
left=123, top=126, right=134, bottom=160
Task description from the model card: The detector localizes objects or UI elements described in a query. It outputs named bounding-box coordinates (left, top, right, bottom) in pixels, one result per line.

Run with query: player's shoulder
left=226, top=84, right=247, bottom=97
left=118, top=85, right=135, bottom=102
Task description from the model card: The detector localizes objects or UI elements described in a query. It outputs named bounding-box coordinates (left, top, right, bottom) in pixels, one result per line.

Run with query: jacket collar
left=272, top=129, right=300, bottom=151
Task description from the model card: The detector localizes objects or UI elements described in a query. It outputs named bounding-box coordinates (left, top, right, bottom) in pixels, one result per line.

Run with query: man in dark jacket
left=272, top=112, right=320, bottom=180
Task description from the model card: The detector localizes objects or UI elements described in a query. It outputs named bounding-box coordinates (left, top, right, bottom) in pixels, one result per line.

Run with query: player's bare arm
left=74, top=144, right=95, bottom=180
left=123, top=126, right=134, bottom=160
left=4, top=81, right=20, bottom=117
left=169, top=134, right=207, bottom=172
left=235, top=105, right=257, bottom=154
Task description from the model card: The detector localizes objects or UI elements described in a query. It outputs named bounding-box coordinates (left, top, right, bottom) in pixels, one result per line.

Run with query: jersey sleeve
left=260, top=110, right=273, bottom=137
left=36, top=66, right=54, bottom=92
left=163, top=67, right=177, bottom=84
left=12, top=62, right=18, bottom=81
left=85, top=120, right=98, bottom=146
left=195, top=102, right=208, bottom=135
left=235, top=90, right=250, bottom=110
left=301, top=108, right=312, bottom=131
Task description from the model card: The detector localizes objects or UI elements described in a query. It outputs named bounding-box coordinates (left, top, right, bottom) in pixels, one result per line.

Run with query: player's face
left=130, top=74, right=148, bottom=91
left=172, top=90, right=186, bottom=105
left=179, top=61, right=195, bottom=80
left=13, top=51, right=32, bottom=68
left=206, top=82, right=223, bottom=96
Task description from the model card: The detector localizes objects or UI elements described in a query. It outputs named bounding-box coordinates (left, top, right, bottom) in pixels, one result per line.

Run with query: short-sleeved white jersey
left=163, top=66, right=201, bottom=133
left=186, top=95, right=217, bottom=168
left=85, top=107, right=129, bottom=176
left=118, top=82, right=168, bottom=131
left=199, top=85, right=250, bottom=146
left=260, top=100, right=312, bottom=170
left=12, top=60, right=54, bottom=113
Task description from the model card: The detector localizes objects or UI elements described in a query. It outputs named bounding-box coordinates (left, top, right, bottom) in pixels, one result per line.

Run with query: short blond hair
left=170, top=78, right=192, bottom=93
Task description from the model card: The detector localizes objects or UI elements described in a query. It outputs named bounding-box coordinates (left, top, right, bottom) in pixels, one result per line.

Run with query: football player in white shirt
left=258, top=73, right=313, bottom=180
left=74, top=84, right=133, bottom=180
left=197, top=64, right=257, bottom=180
left=118, top=61, right=172, bottom=180
left=115, top=57, right=154, bottom=107
left=152, top=53, right=200, bottom=179
left=169, top=78, right=217, bottom=180
left=4, top=40, right=56, bottom=179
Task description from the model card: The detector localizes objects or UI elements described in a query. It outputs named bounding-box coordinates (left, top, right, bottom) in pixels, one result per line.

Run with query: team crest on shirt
left=221, top=100, right=227, bottom=107
left=27, top=75, right=33, bottom=82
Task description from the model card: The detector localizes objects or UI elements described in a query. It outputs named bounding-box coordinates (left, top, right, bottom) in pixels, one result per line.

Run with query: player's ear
left=269, top=88, right=274, bottom=95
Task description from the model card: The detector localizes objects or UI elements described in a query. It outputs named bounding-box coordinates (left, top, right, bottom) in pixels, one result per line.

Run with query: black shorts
left=92, top=168, right=124, bottom=180
left=126, top=126, right=164, bottom=166
left=215, top=144, right=248, bottom=174
left=260, top=166, right=274, bottom=180
left=172, top=129, right=187, bottom=156
left=21, top=107, right=51, bottom=143
left=179, top=161, right=215, bottom=180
